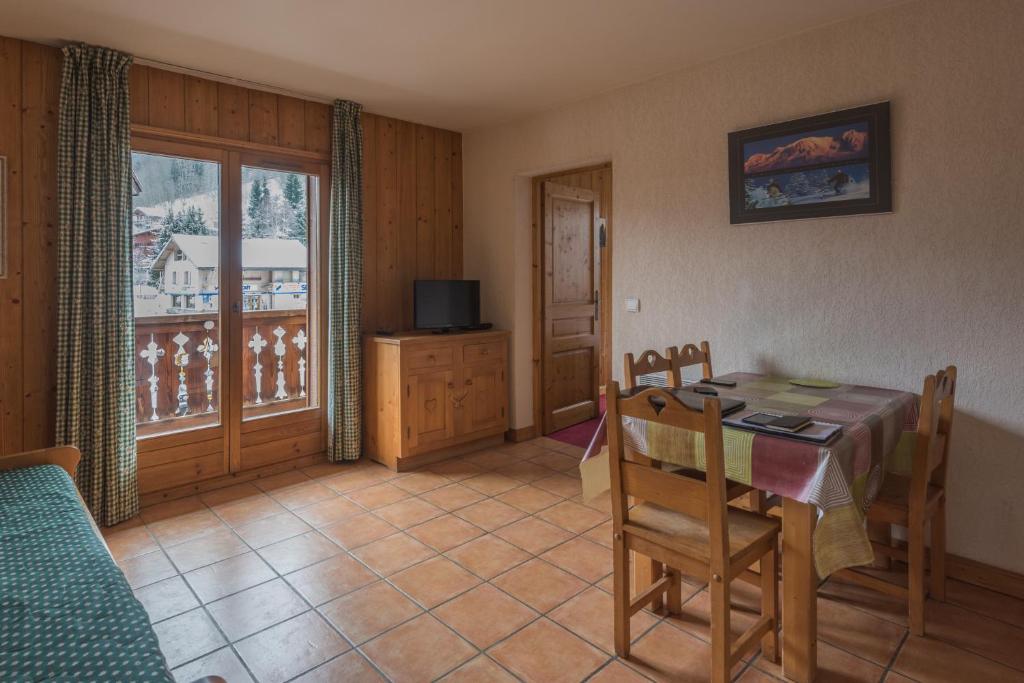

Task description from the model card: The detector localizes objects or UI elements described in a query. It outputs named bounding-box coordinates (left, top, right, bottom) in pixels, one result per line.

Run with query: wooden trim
left=131, top=124, right=329, bottom=162
left=948, top=553, right=1024, bottom=602
left=505, top=425, right=538, bottom=443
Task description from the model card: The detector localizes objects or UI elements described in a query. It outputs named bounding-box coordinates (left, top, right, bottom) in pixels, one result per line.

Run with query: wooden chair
left=834, top=366, right=957, bottom=636
left=607, top=382, right=780, bottom=681
left=672, top=341, right=714, bottom=380
left=623, top=348, right=681, bottom=389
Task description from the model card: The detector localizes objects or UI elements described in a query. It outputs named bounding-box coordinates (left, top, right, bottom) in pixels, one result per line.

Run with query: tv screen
left=414, top=280, right=480, bottom=330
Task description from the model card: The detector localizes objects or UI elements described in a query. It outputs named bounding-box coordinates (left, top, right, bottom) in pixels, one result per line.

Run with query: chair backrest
left=606, top=381, right=729, bottom=573
left=671, top=341, right=714, bottom=380
left=912, top=366, right=957, bottom=501
left=623, top=349, right=680, bottom=389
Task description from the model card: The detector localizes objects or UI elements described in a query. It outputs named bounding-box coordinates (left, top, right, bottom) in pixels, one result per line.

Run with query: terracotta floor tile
left=320, top=580, right=423, bottom=644
left=583, top=519, right=615, bottom=549
left=151, top=608, right=226, bottom=669
left=285, top=553, right=378, bottom=605
left=494, top=517, right=574, bottom=555
left=171, top=646, right=254, bottom=683
left=581, top=490, right=613, bottom=514
left=351, top=532, right=437, bottom=576
left=899, top=635, right=1023, bottom=682
left=461, top=472, right=522, bottom=496
left=445, top=535, right=531, bottom=580
left=165, top=527, right=249, bottom=573
left=587, top=660, right=653, bottom=682
left=438, top=655, right=518, bottom=682
left=104, top=524, right=158, bottom=562
left=659, top=587, right=761, bottom=650
left=389, top=555, right=481, bottom=608
left=291, top=651, right=386, bottom=682
left=258, top=530, right=341, bottom=574
left=946, top=578, right=1024, bottom=627
left=538, top=500, right=608, bottom=534
left=541, top=537, right=613, bottom=583
left=148, top=508, right=227, bottom=547
left=269, top=481, right=337, bottom=510
left=121, top=549, right=177, bottom=589
left=755, top=641, right=883, bottom=682
left=206, top=578, right=308, bottom=641
left=211, top=493, right=285, bottom=527
left=140, top=496, right=206, bottom=524
left=549, top=587, right=658, bottom=654
left=322, top=468, right=391, bottom=494
left=489, top=618, right=607, bottom=683
left=531, top=451, right=582, bottom=472
left=735, top=667, right=779, bottom=682
left=428, top=458, right=485, bottom=482
left=452, top=498, right=527, bottom=531
left=496, top=485, right=563, bottom=513
left=923, top=598, right=1024, bottom=671
left=391, top=470, right=450, bottom=494
left=235, top=611, right=349, bottom=683
left=301, top=462, right=347, bottom=480
left=200, top=482, right=263, bottom=507
left=234, top=511, right=312, bottom=548
left=374, top=497, right=445, bottom=529
left=253, top=470, right=312, bottom=492
left=500, top=456, right=561, bottom=480
left=406, top=514, right=485, bottom=552
left=533, top=473, right=583, bottom=498
left=319, top=512, right=398, bottom=550
left=464, top=449, right=522, bottom=471
left=183, top=551, right=277, bottom=603
left=419, top=483, right=487, bottom=512
left=493, top=558, right=588, bottom=612
left=626, top=621, right=744, bottom=682
left=433, top=583, right=538, bottom=648
left=817, top=593, right=907, bottom=666
left=293, top=495, right=364, bottom=527
left=133, top=575, right=199, bottom=624
left=818, top=575, right=907, bottom=626
left=361, top=613, right=477, bottom=683
left=345, top=482, right=410, bottom=509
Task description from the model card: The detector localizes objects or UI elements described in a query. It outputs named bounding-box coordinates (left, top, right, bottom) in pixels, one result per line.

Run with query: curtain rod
left=133, top=56, right=335, bottom=105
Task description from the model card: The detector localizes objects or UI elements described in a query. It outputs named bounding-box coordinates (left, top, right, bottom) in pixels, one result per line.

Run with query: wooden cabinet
left=364, top=330, right=510, bottom=470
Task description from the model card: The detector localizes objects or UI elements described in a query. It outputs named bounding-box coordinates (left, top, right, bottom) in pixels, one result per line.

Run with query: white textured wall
left=463, top=0, right=1024, bottom=572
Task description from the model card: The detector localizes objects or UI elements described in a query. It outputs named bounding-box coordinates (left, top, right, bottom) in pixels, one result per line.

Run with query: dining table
left=579, top=372, right=919, bottom=683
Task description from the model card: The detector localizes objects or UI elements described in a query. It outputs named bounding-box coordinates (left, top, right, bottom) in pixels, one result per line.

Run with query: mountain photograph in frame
left=728, top=102, right=892, bottom=224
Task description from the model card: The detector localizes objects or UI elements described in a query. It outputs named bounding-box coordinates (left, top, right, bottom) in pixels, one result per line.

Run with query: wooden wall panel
left=0, top=37, right=463, bottom=456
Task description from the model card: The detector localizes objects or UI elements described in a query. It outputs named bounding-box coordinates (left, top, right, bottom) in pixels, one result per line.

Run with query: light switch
left=625, top=297, right=640, bottom=313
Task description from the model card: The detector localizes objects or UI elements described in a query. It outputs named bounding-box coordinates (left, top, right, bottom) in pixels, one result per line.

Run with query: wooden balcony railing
left=135, top=309, right=310, bottom=431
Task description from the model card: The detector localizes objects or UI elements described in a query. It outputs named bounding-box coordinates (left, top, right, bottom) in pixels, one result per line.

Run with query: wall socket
left=625, top=297, right=640, bottom=313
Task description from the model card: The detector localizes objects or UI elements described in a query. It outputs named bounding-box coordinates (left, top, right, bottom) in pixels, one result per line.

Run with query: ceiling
left=3, top=0, right=906, bottom=131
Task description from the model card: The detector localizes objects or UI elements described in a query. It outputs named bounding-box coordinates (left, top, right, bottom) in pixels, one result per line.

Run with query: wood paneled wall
left=0, top=36, right=463, bottom=456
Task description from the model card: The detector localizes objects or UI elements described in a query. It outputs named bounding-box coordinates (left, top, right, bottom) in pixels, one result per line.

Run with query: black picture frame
left=728, top=102, right=891, bottom=224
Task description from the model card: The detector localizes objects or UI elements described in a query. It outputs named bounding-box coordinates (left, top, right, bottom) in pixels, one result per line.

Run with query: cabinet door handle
left=447, top=382, right=455, bottom=390
left=465, top=378, right=473, bottom=386
left=427, top=354, right=435, bottom=363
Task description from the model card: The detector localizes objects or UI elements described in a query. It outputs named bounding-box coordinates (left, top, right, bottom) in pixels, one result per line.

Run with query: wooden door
left=460, top=362, right=507, bottom=435
left=407, top=369, right=456, bottom=449
left=542, top=182, right=602, bottom=433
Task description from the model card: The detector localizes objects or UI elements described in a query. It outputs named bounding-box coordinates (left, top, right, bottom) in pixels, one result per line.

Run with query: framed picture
left=728, top=102, right=891, bottom=224
left=0, top=155, right=6, bottom=278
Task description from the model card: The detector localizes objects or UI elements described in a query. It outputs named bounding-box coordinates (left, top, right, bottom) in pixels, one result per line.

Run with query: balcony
left=135, top=309, right=311, bottom=436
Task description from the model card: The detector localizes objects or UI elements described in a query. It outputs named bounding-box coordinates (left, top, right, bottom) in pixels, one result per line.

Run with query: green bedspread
left=0, top=465, right=173, bottom=682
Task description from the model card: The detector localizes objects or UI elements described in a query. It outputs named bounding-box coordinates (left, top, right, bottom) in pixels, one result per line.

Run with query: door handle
left=231, top=301, right=241, bottom=314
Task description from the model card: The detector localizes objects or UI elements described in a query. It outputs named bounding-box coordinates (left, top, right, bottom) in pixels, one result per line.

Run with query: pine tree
left=245, top=177, right=273, bottom=238
left=282, top=173, right=307, bottom=244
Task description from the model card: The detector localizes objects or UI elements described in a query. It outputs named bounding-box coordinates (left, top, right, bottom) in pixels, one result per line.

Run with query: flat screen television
left=414, top=280, right=481, bottom=330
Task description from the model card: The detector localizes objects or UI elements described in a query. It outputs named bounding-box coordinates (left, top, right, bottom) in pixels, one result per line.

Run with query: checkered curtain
left=327, top=100, right=364, bottom=461
left=56, top=45, right=138, bottom=525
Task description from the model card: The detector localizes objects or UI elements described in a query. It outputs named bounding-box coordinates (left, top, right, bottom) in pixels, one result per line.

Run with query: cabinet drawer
left=463, top=341, right=504, bottom=364
left=408, top=346, right=454, bottom=370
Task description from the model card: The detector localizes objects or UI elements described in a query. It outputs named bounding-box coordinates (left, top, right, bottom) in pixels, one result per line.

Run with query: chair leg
left=908, top=521, right=927, bottom=637
left=868, top=520, right=892, bottom=570
left=667, top=568, right=683, bottom=616
left=748, top=490, right=767, bottom=514
left=760, top=540, right=780, bottom=664
left=613, top=533, right=631, bottom=658
left=930, top=499, right=947, bottom=601
left=709, top=574, right=731, bottom=683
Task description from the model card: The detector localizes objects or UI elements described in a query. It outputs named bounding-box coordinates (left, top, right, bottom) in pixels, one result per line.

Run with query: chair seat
left=624, top=501, right=780, bottom=567
left=868, top=474, right=944, bottom=525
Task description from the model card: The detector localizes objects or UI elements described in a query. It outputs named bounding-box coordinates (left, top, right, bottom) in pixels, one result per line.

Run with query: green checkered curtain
left=56, top=45, right=138, bottom=525
left=327, top=99, right=364, bottom=461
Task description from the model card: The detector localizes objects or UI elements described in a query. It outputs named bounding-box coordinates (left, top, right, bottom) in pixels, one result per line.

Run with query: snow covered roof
left=151, top=234, right=307, bottom=271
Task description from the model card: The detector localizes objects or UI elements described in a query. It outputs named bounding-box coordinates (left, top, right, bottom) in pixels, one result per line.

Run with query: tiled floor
left=104, top=437, right=1024, bottom=683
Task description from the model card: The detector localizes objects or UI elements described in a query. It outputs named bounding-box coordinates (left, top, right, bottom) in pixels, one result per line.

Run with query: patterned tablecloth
left=582, top=373, right=919, bottom=577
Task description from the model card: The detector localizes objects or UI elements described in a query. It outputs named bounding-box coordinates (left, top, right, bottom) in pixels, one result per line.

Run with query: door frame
left=531, top=163, right=612, bottom=437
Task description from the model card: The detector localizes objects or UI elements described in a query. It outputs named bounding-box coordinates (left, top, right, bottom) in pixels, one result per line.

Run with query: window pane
left=240, top=166, right=315, bottom=419
left=132, top=151, right=222, bottom=434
